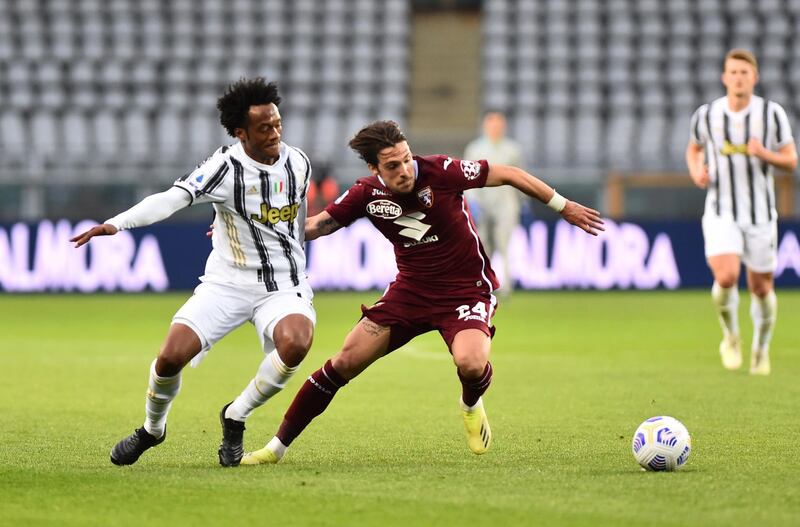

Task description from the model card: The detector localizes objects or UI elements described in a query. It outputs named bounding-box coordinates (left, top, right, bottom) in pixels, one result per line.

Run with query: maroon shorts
left=360, top=280, right=498, bottom=353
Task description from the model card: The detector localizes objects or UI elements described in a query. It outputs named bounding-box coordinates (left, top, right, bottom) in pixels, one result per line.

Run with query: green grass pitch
left=1, top=291, right=798, bottom=526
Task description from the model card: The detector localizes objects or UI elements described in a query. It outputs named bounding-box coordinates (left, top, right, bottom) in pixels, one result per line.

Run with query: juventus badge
left=417, top=186, right=434, bottom=208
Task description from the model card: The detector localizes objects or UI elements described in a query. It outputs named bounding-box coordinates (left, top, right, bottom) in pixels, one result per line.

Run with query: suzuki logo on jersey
left=403, top=234, right=439, bottom=248
left=394, top=211, right=431, bottom=241
left=367, top=200, right=403, bottom=219
left=251, top=203, right=300, bottom=225
left=461, top=160, right=481, bottom=180
left=417, top=186, right=433, bottom=208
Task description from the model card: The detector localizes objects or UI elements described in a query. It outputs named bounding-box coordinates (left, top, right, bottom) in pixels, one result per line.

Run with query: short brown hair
left=348, top=120, right=408, bottom=166
left=724, top=48, right=758, bottom=72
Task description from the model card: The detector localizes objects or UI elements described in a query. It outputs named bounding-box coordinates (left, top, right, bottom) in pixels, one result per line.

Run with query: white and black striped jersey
left=690, top=95, right=794, bottom=225
left=174, top=142, right=312, bottom=291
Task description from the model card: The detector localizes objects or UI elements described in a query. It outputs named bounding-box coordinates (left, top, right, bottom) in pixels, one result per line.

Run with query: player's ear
left=367, top=163, right=379, bottom=176
left=234, top=127, right=248, bottom=141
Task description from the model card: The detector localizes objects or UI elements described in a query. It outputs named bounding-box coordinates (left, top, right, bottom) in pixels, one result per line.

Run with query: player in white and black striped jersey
left=71, top=78, right=318, bottom=466
left=686, top=49, right=797, bottom=375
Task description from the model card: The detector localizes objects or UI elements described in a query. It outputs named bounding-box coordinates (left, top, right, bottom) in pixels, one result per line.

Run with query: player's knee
left=715, top=274, right=738, bottom=289
left=454, top=351, right=487, bottom=379
left=750, top=282, right=773, bottom=299
left=156, top=345, right=189, bottom=376
left=274, top=329, right=313, bottom=368
left=330, top=349, right=367, bottom=381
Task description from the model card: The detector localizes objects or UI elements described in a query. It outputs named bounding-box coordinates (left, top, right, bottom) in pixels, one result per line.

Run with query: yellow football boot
left=240, top=446, right=281, bottom=465
left=461, top=397, right=492, bottom=455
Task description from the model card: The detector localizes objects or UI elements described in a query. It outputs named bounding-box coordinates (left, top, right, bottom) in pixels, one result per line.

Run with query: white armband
left=546, top=190, right=567, bottom=212
left=105, top=186, right=192, bottom=231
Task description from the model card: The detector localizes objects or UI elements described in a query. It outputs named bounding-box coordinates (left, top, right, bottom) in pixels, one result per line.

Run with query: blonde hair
left=724, top=48, right=759, bottom=72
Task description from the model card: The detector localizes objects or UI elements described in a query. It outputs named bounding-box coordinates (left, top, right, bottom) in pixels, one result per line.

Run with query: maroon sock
left=276, top=360, right=348, bottom=446
left=459, top=362, right=493, bottom=407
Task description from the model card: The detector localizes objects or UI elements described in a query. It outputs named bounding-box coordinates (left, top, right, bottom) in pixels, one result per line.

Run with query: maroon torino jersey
left=325, top=155, right=500, bottom=295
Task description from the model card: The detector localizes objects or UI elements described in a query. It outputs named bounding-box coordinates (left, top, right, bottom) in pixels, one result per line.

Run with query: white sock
left=267, top=436, right=288, bottom=459
left=711, top=282, right=740, bottom=338
left=225, top=349, right=299, bottom=422
left=750, top=290, right=777, bottom=353
left=460, top=397, right=483, bottom=412
left=144, top=359, right=181, bottom=438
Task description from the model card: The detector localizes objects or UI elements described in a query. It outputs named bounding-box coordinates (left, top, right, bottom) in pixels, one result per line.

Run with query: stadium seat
left=479, top=0, right=800, bottom=173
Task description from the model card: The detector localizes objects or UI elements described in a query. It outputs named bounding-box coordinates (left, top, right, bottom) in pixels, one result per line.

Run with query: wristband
left=546, top=191, right=567, bottom=212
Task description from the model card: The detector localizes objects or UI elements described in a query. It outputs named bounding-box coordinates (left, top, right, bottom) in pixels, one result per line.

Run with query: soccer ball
left=631, top=416, right=691, bottom=471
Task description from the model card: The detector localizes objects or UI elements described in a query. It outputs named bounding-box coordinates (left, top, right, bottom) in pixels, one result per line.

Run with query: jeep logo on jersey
left=460, top=160, right=481, bottom=180
left=251, top=203, right=300, bottom=225
left=367, top=200, right=403, bottom=219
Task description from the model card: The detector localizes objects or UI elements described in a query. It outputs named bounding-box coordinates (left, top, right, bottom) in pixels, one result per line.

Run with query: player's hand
left=747, top=137, right=766, bottom=158
left=560, top=201, right=605, bottom=236
left=69, top=223, right=118, bottom=248
left=689, top=165, right=709, bottom=189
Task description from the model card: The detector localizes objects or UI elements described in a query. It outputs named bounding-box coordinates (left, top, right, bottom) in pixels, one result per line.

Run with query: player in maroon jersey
left=241, top=120, right=603, bottom=463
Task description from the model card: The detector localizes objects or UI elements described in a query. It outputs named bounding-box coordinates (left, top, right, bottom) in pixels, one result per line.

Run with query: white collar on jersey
left=722, top=95, right=756, bottom=116
left=376, top=160, right=419, bottom=188
left=237, top=142, right=288, bottom=170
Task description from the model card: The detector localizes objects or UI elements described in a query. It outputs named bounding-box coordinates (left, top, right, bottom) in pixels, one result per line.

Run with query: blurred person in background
left=306, top=163, right=341, bottom=216
left=464, top=110, right=525, bottom=298
left=71, top=78, right=317, bottom=467
left=686, top=49, right=797, bottom=375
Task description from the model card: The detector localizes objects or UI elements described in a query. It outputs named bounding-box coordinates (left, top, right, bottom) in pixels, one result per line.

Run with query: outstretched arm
left=485, top=164, right=604, bottom=236
left=304, top=211, right=343, bottom=241
left=70, top=186, right=192, bottom=247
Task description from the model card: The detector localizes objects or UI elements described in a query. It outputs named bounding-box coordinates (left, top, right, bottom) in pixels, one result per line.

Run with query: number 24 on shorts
left=456, top=302, right=488, bottom=322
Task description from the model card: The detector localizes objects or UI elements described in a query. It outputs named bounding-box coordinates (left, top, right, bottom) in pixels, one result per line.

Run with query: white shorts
left=702, top=214, right=778, bottom=273
left=172, top=281, right=316, bottom=367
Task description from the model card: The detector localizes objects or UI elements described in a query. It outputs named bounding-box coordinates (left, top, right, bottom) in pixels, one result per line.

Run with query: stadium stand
left=1, top=0, right=798, bottom=220
left=0, top=0, right=410, bottom=198
left=482, top=0, right=800, bottom=178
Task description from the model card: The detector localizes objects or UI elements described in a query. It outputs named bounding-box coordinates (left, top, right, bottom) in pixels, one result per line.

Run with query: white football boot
left=719, top=334, right=742, bottom=370
left=749, top=347, right=771, bottom=376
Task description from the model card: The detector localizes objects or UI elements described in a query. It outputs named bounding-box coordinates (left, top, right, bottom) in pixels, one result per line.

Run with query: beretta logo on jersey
left=417, top=186, right=433, bottom=208
left=367, top=200, right=402, bottom=219
left=460, top=160, right=481, bottom=180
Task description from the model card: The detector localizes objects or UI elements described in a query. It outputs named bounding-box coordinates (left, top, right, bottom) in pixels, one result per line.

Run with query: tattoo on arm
left=361, top=318, right=389, bottom=337
left=318, top=217, right=342, bottom=235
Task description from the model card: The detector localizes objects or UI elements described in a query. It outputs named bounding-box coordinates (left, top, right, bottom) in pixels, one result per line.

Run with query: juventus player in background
left=71, top=78, right=317, bottom=466
left=240, top=120, right=603, bottom=465
left=686, top=49, right=797, bottom=375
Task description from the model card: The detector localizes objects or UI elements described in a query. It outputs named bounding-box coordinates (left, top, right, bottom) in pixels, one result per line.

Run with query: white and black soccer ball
left=631, top=416, right=691, bottom=471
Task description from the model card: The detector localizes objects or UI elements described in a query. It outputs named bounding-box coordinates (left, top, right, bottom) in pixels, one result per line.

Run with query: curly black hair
left=348, top=120, right=408, bottom=166
left=217, top=78, right=282, bottom=137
